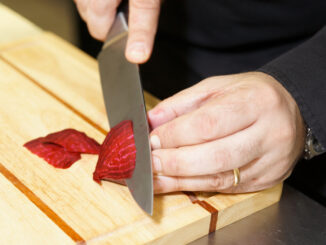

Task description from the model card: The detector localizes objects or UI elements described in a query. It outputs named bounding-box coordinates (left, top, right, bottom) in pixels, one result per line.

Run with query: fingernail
left=152, top=155, right=162, bottom=173
left=150, top=135, right=161, bottom=150
left=128, top=42, right=147, bottom=61
left=148, top=108, right=163, bottom=119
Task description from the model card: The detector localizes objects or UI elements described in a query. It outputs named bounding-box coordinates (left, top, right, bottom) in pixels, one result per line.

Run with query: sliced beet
left=24, top=138, right=81, bottom=169
left=24, top=129, right=100, bottom=169
left=93, top=120, right=136, bottom=183
left=24, top=122, right=135, bottom=186
left=42, top=129, right=100, bottom=154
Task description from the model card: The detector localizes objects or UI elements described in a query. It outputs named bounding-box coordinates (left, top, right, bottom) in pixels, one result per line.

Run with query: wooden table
left=0, top=4, right=283, bottom=244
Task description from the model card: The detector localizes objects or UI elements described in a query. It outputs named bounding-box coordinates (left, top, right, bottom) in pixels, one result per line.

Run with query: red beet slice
left=24, top=129, right=100, bottom=169
left=93, top=120, right=136, bottom=183
left=24, top=138, right=81, bottom=169
left=42, top=129, right=100, bottom=154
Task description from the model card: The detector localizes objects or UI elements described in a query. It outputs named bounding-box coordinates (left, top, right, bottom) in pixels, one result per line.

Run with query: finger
left=152, top=125, right=262, bottom=176
left=126, top=0, right=161, bottom=63
left=86, top=0, right=121, bottom=40
left=155, top=164, right=255, bottom=194
left=153, top=157, right=278, bottom=194
left=74, top=0, right=89, bottom=20
left=148, top=75, right=242, bottom=130
left=221, top=152, right=292, bottom=193
left=148, top=77, right=227, bottom=130
left=153, top=171, right=234, bottom=193
left=150, top=94, right=258, bottom=149
left=125, top=0, right=161, bottom=63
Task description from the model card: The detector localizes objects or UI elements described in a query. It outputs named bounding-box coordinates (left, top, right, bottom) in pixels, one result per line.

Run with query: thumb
left=126, top=0, right=161, bottom=63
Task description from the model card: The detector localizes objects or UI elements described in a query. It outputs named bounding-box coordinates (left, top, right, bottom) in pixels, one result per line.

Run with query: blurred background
left=2, top=0, right=102, bottom=57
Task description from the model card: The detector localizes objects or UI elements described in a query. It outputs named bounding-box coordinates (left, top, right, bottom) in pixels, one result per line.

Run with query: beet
left=24, top=121, right=136, bottom=185
left=93, top=120, right=136, bottom=183
left=24, top=129, right=100, bottom=168
left=24, top=138, right=81, bottom=169
left=42, top=129, right=100, bottom=154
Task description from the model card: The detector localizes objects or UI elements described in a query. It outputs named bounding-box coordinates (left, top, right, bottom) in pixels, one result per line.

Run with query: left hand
left=148, top=72, right=306, bottom=193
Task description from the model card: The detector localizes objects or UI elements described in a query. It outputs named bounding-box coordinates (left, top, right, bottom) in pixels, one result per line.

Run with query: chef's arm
left=259, top=26, right=326, bottom=154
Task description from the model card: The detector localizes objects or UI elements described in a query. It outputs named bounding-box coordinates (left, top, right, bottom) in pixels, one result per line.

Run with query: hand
left=148, top=72, right=306, bottom=193
left=74, top=0, right=161, bottom=63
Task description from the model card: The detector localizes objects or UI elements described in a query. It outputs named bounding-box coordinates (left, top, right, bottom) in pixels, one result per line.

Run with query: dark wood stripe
left=0, top=56, right=108, bottom=136
left=183, top=191, right=219, bottom=233
left=183, top=192, right=218, bottom=232
left=0, top=162, right=85, bottom=242
left=183, top=191, right=199, bottom=203
left=194, top=200, right=218, bottom=233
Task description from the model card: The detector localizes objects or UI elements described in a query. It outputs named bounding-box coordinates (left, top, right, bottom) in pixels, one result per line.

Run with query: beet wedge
left=93, top=120, right=136, bottom=183
left=24, top=138, right=81, bottom=169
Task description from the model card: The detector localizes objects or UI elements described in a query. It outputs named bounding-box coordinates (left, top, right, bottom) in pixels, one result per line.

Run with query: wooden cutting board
left=0, top=5, right=282, bottom=244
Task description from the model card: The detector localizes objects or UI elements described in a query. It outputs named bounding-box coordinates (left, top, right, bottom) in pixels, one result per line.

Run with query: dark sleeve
left=258, top=26, right=326, bottom=149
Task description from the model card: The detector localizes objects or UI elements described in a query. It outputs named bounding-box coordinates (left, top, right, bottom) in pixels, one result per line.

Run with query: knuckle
left=174, top=177, right=182, bottom=191
left=160, top=122, right=177, bottom=147
left=193, top=112, right=217, bottom=141
left=260, top=84, right=283, bottom=110
left=209, top=175, right=228, bottom=191
left=164, top=150, right=182, bottom=175
left=213, top=149, right=231, bottom=172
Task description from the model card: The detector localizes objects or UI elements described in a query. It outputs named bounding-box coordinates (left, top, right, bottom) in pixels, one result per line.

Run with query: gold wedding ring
left=233, top=168, right=240, bottom=186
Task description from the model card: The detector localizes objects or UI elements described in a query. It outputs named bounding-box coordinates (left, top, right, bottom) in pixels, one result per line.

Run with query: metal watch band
left=303, top=127, right=325, bottom=160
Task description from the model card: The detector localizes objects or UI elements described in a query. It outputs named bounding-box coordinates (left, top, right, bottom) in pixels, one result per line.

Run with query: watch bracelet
left=303, top=127, right=325, bottom=160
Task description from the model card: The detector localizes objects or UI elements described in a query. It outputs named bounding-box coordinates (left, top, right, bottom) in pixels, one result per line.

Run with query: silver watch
left=303, top=127, right=325, bottom=160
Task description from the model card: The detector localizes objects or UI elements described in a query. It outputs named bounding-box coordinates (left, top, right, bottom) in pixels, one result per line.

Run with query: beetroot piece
left=93, top=120, right=136, bottom=183
left=24, top=129, right=101, bottom=169
left=24, top=122, right=135, bottom=185
left=24, top=138, right=81, bottom=169
left=42, top=129, right=100, bottom=154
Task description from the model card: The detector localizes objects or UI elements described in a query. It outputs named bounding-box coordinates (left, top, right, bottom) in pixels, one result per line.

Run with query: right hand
left=74, top=0, right=161, bottom=63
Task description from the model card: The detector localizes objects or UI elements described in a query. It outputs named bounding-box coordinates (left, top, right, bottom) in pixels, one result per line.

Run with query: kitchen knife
left=97, top=2, right=153, bottom=215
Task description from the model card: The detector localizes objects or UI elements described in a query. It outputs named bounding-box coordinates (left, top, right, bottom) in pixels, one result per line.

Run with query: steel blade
left=98, top=13, right=153, bottom=215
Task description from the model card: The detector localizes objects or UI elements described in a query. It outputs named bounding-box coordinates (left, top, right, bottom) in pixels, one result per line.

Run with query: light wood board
left=0, top=3, right=41, bottom=44
left=0, top=58, right=211, bottom=244
left=0, top=32, right=282, bottom=244
left=0, top=172, right=74, bottom=245
left=0, top=6, right=282, bottom=243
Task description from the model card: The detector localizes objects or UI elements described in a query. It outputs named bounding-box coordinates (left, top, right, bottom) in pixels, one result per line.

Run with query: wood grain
left=0, top=162, right=84, bottom=242
left=0, top=32, right=160, bottom=134
left=0, top=167, right=74, bottom=244
left=0, top=58, right=211, bottom=243
left=0, top=12, right=282, bottom=242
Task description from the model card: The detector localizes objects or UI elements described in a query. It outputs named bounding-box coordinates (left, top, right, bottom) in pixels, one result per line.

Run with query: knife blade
left=97, top=9, right=153, bottom=215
